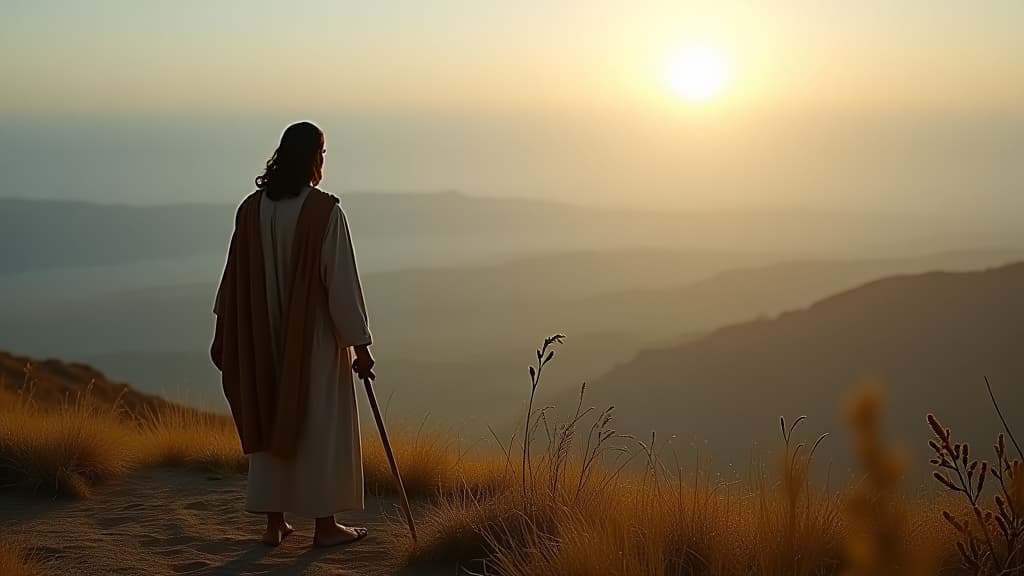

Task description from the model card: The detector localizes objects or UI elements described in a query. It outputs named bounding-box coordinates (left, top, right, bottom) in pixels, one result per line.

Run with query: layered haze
left=2, top=0, right=1022, bottom=481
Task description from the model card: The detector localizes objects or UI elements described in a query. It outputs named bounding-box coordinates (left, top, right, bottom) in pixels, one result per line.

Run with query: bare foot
left=312, top=523, right=368, bottom=548
left=262, top=522, right=295, bottom=547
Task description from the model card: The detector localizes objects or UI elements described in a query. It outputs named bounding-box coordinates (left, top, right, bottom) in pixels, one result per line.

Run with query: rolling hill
left=572, top=263, right=1024, bottom=477
left=2, top=261, right=1020, bottom=476
left=0, top=350, right=177, bottom=416
left=2, top=250, right=1019, bottom=436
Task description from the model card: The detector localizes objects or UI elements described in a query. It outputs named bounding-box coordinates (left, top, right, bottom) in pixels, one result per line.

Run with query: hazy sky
left=1, top=1, right=1021, bottom=213
left=3, top=0, right=1021, bottom=114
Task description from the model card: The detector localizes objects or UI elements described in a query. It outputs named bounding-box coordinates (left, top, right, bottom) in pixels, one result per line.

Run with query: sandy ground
left=1, top=468, right=451, bottom=576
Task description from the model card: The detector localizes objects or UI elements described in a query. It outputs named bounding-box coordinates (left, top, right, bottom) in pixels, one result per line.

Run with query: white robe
left=217, top=186, right=372, bottom=518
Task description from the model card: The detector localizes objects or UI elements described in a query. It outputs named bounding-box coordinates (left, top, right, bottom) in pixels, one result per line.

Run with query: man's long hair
left=255, top=122, right=325, bottom=201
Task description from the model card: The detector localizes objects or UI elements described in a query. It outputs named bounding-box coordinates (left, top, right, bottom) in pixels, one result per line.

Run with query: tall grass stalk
left=522, top=334, right=564, bottom=501
left=928, top=377, right=1024, bottom=574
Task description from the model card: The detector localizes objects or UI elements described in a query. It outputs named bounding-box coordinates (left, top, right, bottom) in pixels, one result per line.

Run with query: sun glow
left=664, top=44, right=730, bottom=103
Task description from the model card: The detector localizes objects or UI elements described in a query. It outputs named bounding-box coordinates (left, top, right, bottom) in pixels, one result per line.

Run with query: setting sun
left=664, top=44, right=730, bottom=102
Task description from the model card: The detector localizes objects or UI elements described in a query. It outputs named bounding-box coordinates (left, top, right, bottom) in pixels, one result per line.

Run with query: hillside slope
left=0, top=351, right=177, bottom=415
left=3, top=252, right=1021, bottom=436
left=578, top=263, right=1024, bottom=475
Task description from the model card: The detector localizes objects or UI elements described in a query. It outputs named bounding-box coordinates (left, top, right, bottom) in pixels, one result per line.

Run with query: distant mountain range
left=4, top=194, right=1020, bottom=278
left=3, top=195, right=1022, bottom=449
left=2, top=247, right=1019, bottom=438
left=573, top=263, right=1024, bottom=477
left=1, top=262, right=1019, bottom=478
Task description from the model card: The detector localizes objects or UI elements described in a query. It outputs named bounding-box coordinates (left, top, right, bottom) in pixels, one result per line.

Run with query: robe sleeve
left=321, top=205, right=373, bottom=348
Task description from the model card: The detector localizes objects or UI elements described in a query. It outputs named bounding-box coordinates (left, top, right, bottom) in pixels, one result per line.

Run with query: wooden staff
left=362, top=375, right=417, bottom=542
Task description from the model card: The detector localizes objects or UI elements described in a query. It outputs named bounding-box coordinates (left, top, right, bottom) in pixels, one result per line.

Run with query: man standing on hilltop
left=211, top=121, right=376, bottom=548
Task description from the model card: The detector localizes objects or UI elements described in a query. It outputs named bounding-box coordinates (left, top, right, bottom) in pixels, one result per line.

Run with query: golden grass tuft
left=362, top=428, right=460, bottom=499
left=407, top=456, right=847, bottom=576
left=133, top=404, right=246, bottom=473
left=0, top=537, right=48, bottom=576
left=361, top=423, right=515, bottom=502
left=405, top=485, right=518, bottom=568
left=0, top=379, right=498, bottom=502
left=0, top=386, right=245, bottom=497
left=0, top=389, right=133, bottom=497
left=842, top=384, right=937, bottom=576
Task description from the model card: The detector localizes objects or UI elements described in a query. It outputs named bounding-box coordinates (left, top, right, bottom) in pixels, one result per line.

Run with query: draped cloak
left=212, top=188, right=338, bottom=458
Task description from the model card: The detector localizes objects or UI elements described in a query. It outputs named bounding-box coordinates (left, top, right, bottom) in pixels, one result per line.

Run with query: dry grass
left=400, top=336, right=852, bottom=575
left=404, top=482, right=518, bottom=569
left=405, top=439, right=849, bottom=575
left=0, top=388, right=135, bottom=497
left=399, top=336, right=1000, bottom=576
left=0, top=340, right=1018, bottom=575
left=0, top=386, right=245, bottom=497
left=0, top=384, right=436, bottom=498
left=362, top=427, right=460, bottom=499
left=842, top=385, right=939, bottom=576
left=926, top=378, right=1024, bottom=574
left=0, top=537, right=47, bottom=576
left=0, top=380, right=480, bottom=502
left=133, top=403, right=246, bottom=473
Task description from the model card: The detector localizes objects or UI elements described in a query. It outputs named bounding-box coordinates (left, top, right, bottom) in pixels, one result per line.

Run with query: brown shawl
left=211, top=188, right=339, bottom=458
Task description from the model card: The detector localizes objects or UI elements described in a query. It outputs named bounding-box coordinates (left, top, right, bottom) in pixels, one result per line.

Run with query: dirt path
left=1, top=468, right=446, bottom=576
